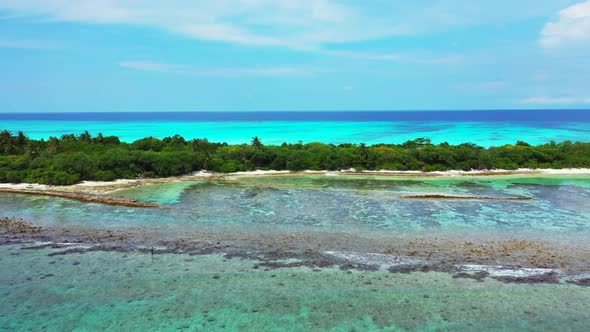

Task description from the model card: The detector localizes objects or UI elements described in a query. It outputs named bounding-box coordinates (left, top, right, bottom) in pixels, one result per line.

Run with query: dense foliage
left=1, top=130, right=590, bottom=185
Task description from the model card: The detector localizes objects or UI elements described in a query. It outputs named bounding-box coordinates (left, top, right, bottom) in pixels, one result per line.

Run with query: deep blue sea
left=1, top=110, right=589, bottom=146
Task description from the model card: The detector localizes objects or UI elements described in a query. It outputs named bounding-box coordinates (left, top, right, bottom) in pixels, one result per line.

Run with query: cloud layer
left=119, top=60, right=311, bottom=77
left=0, top=0, right=401, bottom=49
left=541, top=0, right=590, bottom=47
left=522, top=96, right=590, bottom=105
left=0, top=0, right=578, bottom=50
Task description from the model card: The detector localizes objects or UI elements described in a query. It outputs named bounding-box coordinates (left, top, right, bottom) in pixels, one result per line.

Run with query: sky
left=0, top=0, right=589, bottom=112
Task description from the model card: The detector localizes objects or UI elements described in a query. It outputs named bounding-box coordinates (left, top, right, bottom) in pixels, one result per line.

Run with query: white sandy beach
left=1, top=168, right=589, bottom=194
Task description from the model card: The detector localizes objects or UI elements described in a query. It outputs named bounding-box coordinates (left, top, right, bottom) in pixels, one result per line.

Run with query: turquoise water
left=1, top=175, right=590, bottom=234
left=2, top=119, right=590, bottom=146
left=2, top=175, right=590, bottom=330
left=1, top=244, right=589, bottom=331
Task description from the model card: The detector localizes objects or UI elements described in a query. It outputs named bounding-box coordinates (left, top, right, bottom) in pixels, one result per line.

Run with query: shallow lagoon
left=2, top=174, right=589, bottom=233
left=1, top=174, right=590, bottom=330
left=1, top=245, right=590, bottom=331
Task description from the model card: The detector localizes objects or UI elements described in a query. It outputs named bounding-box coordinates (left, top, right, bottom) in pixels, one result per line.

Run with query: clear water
left=2, top=174, right=590, bottom=330
left=1, top=245, right=589, bottom=331
left=2, top=111, right=590, bottom=146
left=2, top=175, right=589, bottom=234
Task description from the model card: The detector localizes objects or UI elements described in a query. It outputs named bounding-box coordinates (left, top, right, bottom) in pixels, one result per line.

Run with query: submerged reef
left=2, top=215, right=589, bottom=286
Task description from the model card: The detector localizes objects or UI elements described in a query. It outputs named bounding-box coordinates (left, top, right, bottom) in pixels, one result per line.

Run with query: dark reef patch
left=1, top=214, right=590, bottom=286
left=492, top=272, right=561, bottom=284
left=398, top=194, right=533, bottom=201
left=388, top=263, right=458, bottom=274
left=452, top=271, right=490, bottom=282
left=566, top=278, right=590, bottom=287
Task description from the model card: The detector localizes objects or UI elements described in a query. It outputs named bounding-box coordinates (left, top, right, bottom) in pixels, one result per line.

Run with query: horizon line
left=1, top=108, right=590, bottom=114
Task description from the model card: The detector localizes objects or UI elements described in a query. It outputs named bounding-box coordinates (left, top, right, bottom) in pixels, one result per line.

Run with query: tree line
left=1, top=130, right=589, bottom=185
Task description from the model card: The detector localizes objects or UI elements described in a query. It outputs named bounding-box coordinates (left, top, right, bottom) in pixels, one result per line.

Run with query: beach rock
left=0, top=188, right=163, bottom=209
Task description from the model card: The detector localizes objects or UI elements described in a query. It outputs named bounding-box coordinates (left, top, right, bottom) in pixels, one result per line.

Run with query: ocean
left=1, top=110, right=590, bottom=146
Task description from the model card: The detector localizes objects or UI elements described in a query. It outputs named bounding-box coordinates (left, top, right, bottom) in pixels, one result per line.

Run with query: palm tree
left=358, top=143, right=369, bottom=160
left=79, top=130, right=92, bottom=142
left=0, top=130, right=16, bottom=154
left=95, top=133, right=105, bottom=144
left=61, top=134, right=77, bottom=143
left=16, top=131, right=27, bottom=145
left=47, top=137, right=61, bottom=154
left=251, top=136, right=263, bottom=150
left=191, top=139, right=215, bottom=170
left=0, top=130, right=11, bottom=146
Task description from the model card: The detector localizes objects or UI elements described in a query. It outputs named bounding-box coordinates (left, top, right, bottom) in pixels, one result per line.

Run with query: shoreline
left=1, top=167, right=589, bottom=194
left=0, top=167, right=585, bottom=203
left=217, top=167, right=590, bottom=177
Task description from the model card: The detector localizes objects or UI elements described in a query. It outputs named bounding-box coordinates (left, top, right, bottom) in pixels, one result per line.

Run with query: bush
left=1, top=130, right=590, bottom=184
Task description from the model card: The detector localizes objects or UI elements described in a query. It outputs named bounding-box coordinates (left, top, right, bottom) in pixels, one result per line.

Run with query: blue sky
left=1, top=0, right=589, bottom=112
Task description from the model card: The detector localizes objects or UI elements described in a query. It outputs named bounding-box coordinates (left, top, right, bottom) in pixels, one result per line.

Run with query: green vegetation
left=1, top=130, right=590, bottom=185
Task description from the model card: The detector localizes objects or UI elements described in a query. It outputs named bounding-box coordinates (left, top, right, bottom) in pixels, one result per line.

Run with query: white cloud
left=521, top=96, right=590, bottom=104
left=540, top=0, right=590, bottom=48
left=119, top=60, right=310, bottom=77
left=0, top=1, right=576, bottom=50
left=0, top=0, right=401, bottom=50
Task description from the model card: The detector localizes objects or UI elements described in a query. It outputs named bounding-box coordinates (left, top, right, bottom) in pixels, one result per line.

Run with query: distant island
left=1, top=130, right=589, bottom=185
